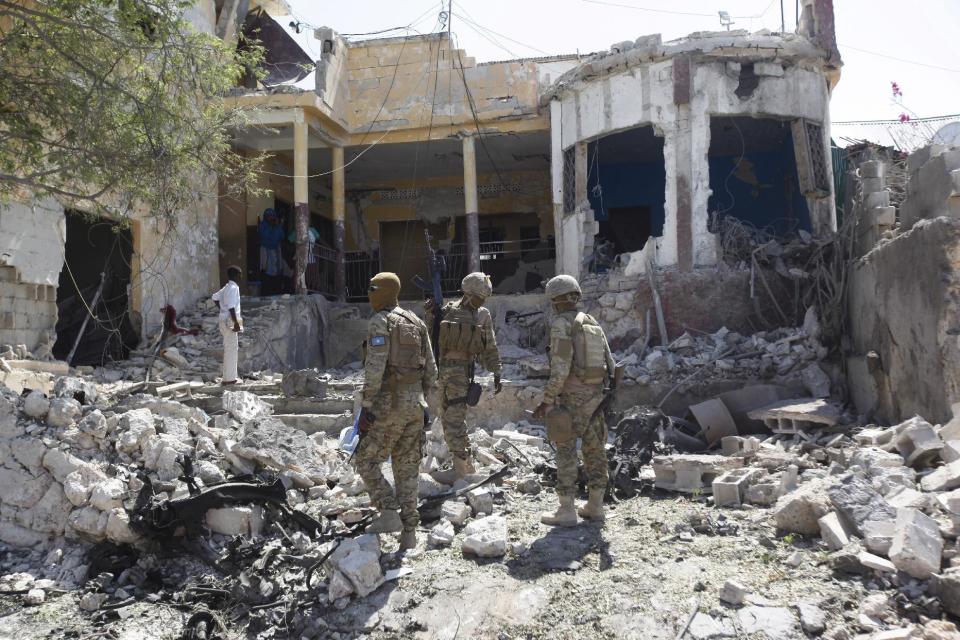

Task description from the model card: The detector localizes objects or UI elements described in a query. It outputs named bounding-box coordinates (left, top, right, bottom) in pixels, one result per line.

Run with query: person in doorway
left=258, top=208, right=284, bottom=295
left=353, top=272, right=437, bottom=550
left=212, top=266, right=243, bottom=385
left=425, top=272, right=502, bottom=478
left=532, top=274, right=616, bottom=527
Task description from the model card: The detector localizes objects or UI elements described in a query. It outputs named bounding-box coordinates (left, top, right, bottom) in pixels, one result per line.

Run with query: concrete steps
left=274, top=412, right=353, bottom=436
left=183, top=393, right=354, bottom=415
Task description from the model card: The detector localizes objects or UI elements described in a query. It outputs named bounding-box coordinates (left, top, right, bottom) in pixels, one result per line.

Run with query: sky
left=288, top=0, right=960, bottom=147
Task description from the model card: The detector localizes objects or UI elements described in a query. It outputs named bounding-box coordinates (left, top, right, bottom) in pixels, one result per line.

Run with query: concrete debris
left=441, top=500, right=472, bottom=526
left=462, top=514, right=507, bottom=557
left=747, top=399, right=840, bottom=434
left=736, top=606, right=799, bottom=639
left=889, top=507, right=944, bottom=579
left=428, top=519, right=455, bottom=547
left=818, top=512, right=851, bottom=550
left=652, top=454, right=743, bottom=493
left=719, top=579, right=748, bottom=605
left=222, top=390, right=273, bottom=422
left=772, top=477, right=833, bottom=535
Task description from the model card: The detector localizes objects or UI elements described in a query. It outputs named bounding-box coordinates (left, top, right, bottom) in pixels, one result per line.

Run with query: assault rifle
left=412, top=229, right=445, bottom=360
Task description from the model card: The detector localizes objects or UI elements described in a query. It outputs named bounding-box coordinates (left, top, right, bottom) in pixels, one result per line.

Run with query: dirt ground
left=0, top=484, right=878, bottom=640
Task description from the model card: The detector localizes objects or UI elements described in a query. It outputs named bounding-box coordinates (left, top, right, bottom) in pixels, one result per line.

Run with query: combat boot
left=452, top=455, right=476, bottom=479
left=540, top=495, right=578, bottom=527
left=366, top=509, right=403, bottom=534
left=577, top=489, right=606, bottom=522
left=399, top=529, right=417, bottom=550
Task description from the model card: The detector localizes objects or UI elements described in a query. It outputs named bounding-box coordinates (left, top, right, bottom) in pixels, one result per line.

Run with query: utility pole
left=780, top=0, right=785, bottom=32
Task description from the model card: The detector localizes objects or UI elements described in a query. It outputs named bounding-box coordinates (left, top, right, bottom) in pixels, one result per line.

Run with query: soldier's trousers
left=554, top=388, right=608, bottom=497
left=439, top=362, right=471, bottom=457
left=353, top=393, right=423, bottom=532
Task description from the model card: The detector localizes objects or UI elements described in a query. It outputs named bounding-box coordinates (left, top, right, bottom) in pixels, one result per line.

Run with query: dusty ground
left=0, top=484, right=877, bottom=640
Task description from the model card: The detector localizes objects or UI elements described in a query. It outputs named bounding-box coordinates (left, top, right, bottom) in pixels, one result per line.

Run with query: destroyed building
left=9, top=0, right=960, bottom=638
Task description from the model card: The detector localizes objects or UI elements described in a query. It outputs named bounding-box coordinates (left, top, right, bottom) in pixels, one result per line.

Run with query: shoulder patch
left=370, top=335, right=387, bottom=347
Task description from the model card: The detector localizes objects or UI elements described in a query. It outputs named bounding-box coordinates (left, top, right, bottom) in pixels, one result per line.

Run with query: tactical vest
left=386, top=308, right=425, bottom=382
left=437, top=302, right=485, bottom=359
left=571, top=312, right=609, bottom=384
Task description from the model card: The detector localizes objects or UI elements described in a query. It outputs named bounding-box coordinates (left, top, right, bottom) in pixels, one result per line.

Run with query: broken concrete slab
left=222, top=390, right=273, bottom=422
left=747, top=399, right=840, bottom=434
left=857, top=551, right=896, bottom=573
left=689, top=398, right=738, bottom=446
left=736, top=606, right=800, bottom=640
left=428, top=519, right=455, bottom=547
left=719, top=579, right=748, bottom=605
left=920, top=459, right=960, bottom=492
left=889, top=507, right=944, bottom=579
left=863, top=520, right=896, bottom=556
left=441, top=500, right=471, bottom=527
left=652, top=454, right=743, bottom=493
left=894, top=416, right=943, bottom=468
left=818, top=512, right=850, bottom=550
left=827, top=472, right=896, bottom=535
left=773, top=477, right=834, bottom=535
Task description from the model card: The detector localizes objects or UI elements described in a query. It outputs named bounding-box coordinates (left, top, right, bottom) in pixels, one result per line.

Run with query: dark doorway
left=53, top=212, right=137, bottom=365
left=586, top=125, right=666, bottom=271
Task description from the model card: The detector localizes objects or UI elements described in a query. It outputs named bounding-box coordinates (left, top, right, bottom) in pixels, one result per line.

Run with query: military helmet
left=544, top=274, right=582, bottom=300
left=462, top=272, right=493, bottom=298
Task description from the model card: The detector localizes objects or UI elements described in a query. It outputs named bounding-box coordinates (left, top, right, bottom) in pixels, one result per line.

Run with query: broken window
left=708, top=116, right=811, bottom=243
left=585, top=125, right=666, bottom=271
left=53, top=212, right=138, bottom=366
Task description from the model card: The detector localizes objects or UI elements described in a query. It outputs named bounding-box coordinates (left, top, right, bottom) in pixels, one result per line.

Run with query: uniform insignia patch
left=370, top=335, right=386, bottom=347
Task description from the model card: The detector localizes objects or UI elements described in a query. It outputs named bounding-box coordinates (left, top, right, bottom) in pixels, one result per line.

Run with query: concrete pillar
left=332, top=145, right=346, bottom=301
left=462, top=135, right=480, bottom=273
left=574, top=141, right=588, bottom=205
left=293, top=118, right=309, bottom=295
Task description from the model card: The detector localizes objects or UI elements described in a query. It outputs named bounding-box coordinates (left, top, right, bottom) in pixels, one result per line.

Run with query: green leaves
left=0, top=0, right=264, bottom=223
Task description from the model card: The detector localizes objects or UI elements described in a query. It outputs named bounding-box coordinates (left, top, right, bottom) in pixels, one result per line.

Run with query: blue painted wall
left=586, top=159, right=666, bottom=236
left=708, top=129, right=811, bottom=234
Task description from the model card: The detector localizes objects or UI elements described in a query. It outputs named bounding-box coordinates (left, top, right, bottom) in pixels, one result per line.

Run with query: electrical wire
left=838, top=43, right=960, bottom=73
left=834, top=113, right=960, bottom=126
left=452, top=9, right=550, bottom=56
left=581, top=0, right=783, bottom=19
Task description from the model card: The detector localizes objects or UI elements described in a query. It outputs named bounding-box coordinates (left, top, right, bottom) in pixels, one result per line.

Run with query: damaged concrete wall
left=847, top=146, right=960, bottom=424
left=345, top=34, right=541, bottom=132
left=0, top=197, right=65, bottom=351
left=546, top=31, right=836, bottom=280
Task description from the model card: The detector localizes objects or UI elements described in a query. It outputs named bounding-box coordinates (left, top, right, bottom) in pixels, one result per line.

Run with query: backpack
left=571, top=312, right=609, bottom=384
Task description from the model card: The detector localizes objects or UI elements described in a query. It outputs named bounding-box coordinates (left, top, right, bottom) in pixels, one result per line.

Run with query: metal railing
left=305, top=244, right=337, bottom=296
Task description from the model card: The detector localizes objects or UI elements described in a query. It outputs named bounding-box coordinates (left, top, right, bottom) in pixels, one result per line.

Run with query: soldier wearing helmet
left=354, top=272, right=438, bottom=550
left=425, top=271, right=503, bottom=478
left=533, top=274, right=616, bottom=527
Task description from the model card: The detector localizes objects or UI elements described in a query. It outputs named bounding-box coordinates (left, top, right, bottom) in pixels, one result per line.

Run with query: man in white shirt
left=212, top=266, right=243, bottom=385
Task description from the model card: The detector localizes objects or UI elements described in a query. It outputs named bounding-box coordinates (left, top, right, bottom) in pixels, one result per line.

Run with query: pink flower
left=899, top=113, right=911, bottom=123
left=891, top=81, right=902, bottom=97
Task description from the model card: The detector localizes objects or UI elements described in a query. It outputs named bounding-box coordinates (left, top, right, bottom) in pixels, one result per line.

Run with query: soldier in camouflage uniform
left=354, top=272, right=437, bottom=550
left=425, top=272, right=502, bottom=478
left=533, top=275, right=616, bottom=527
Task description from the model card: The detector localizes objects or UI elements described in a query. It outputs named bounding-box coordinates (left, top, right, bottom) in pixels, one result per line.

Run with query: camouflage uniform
left=353, top=304, right=437, bottom=532
left=543, top=310, right=615, bottom=497
left=426, top=298, right=501, bottom=458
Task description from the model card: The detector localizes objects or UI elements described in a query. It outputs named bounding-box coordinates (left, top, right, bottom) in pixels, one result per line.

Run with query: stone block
left=921, top=459, right=960, bottom=492
left=62, top=464, right=106, bottom=507
left=938, top=488, right=960, bottom=514
left=863, top=519, right=896, bottom=556
left=337, top=548, right=384, bottom=597
left=89, top=479, right=125, bottom=511
left=857, top=551, right=896, bottom=573
left=872, top=206, right=897, bottom=227
left=860, top=160, right=885, bottom=179
left=929, top=566, right=960, bottom=617
left=773, top=478, right=833, bottom=535
left=861, top=177, right=885, bottom=193
left=747, top=399, right=840, bottom=434
left=22, top=391, right=49, bottom=419
left=942, top=440, right=960, bottom=464
left=418, top=473, right=448, bottom=498
left=885, top=486, right=933, bottom=512
left=865, top=190, right=891, bottom=209
left=462, top=514, right=507, bottom=557
left=652, top=454, right=743, bottom=493
left=46, top=397, right=81, bottom=428
left=428, top=519, right=455, bottom=547
left=721, top=435, right=760, bottom=457
left=889, top=507, right=943, bottom=579
left=827, top=473, right=896, bottom=535
left=222, top=390, right=273, bottom=422
left=712, top=468, right=765, bottom=507
left=795, top=602, right=826, bottom=635
left=819, top=512, right=851, bottom=550
left=441, top=500, right=471, bottom=526
left=719, top=579, right=748, bottom=605
left=894, top=416, right=943, bottom=467
left=467, top=488, right=494, bottom=516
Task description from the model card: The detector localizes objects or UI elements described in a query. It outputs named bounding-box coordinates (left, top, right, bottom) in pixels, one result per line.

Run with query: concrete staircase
left=174, top=379, right=358, bottom=438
